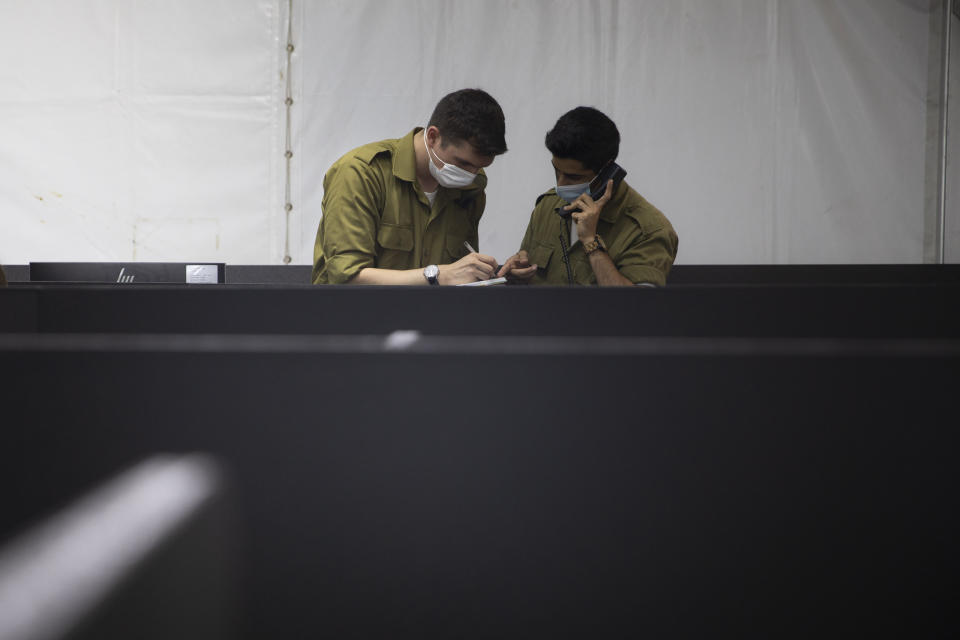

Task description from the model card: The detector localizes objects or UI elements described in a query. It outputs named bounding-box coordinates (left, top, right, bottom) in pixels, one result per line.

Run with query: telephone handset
left=556, top=161, right=627, bottom=218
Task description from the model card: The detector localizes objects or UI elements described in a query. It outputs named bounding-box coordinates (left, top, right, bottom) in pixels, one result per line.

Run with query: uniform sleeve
left=518, top=204, right=538, bottom=255
left=313, top=159, right=384, bottom=284
left=616, top=225, right=679, bottom=287
left=467, top=190, right=485, bottom=255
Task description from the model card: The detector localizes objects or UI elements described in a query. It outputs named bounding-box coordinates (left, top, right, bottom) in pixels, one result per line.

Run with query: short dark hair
left=428, top=88, right=507, bottom=157
left=545, top=107, right=620, bottom=173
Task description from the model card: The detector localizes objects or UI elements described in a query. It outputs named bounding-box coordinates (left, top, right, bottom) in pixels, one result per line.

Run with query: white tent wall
left=0, top=0, right=955, bottom=267
left=774, top=0, right=936, bottom=263
left=0, top=0, right=284, bottom=264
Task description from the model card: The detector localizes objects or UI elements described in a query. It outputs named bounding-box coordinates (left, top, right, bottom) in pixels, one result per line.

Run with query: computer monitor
left=29, top=262, right=225, bottom=284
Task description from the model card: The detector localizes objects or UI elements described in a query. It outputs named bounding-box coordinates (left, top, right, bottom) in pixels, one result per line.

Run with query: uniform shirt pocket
left=376, top=223, right=414, bottom=269
left=528, top=242, right=554, bottom=271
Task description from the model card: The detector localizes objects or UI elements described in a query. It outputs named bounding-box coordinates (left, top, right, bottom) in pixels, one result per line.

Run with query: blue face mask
left=556, top=181, right=590, bottom=203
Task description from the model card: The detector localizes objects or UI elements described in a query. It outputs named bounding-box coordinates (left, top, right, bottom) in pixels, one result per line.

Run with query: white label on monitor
left=185, top=264, right=218, bottom=284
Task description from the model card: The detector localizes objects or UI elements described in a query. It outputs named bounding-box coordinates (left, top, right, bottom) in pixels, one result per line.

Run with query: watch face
left=424, top=264, right=439, bottom=279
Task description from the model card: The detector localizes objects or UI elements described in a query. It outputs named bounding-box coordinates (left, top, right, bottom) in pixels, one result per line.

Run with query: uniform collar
left=392, top=129, right=421, bottom=183
left=393, top=128, right=487, bottom=193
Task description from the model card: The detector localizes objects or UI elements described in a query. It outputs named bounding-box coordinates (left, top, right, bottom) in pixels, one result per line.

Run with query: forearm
left=587, top=251, right=634, bottom=287
left=350, top=267, right=428, bottom=285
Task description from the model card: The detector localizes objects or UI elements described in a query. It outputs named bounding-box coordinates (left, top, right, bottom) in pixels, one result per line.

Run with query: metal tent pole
left=938, top=0, right=954, bottom=264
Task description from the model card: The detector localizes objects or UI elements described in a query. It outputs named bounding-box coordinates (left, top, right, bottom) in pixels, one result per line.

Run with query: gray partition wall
left=2, top=330, right=958, bottom=638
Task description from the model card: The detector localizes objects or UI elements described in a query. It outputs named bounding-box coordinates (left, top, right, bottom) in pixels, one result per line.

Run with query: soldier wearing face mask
left=312, top=88, right=508, bottom=285
left=498, top=107, right=678, bottom=287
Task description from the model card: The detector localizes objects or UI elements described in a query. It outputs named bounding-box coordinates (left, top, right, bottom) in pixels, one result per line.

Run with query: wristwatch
left=582, top=235, right=607, bottom=255
left=423, top=264, right=440, bottom=285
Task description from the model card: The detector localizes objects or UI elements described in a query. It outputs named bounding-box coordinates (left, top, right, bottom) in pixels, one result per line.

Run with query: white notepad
left=456, top=277, right=507, bottom=287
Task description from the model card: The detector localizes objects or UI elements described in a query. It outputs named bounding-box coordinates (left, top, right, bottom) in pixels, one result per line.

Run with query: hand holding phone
left=565, top=180, right=614, bottom=243
left=556, top=161, right=627, bottom=219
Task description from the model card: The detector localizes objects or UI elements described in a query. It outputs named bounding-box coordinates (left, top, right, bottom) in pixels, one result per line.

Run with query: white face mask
left=424, top=129, right=477, bottom=189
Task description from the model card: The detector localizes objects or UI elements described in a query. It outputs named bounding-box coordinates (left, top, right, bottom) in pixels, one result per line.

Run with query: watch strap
left=583, top=235, right=607, bottom=255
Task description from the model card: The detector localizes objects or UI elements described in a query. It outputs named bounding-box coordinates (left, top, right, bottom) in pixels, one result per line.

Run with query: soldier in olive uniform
left=313, top=88, right=510, bottom=286
left=498, top=107, right=678, bottom=286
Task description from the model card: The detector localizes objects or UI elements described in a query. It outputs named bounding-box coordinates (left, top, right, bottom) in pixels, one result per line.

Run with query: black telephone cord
left=558, top=231, right=575, bottom=285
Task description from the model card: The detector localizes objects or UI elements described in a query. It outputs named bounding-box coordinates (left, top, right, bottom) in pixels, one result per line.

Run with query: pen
left=463, top=240, right=502, bottom=277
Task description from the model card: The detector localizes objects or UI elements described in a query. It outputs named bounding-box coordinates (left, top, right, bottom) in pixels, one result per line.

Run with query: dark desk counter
left=5, top=263, right=960, bottom=286
left=668, top=263, right=960, bottom=285
left=2, top=282, right=958, bottom=338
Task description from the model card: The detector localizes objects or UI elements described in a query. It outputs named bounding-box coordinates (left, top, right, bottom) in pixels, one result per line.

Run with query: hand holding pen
left=463, top=241, right=502, bottom=279
left=433, top=241, right=498, bottom=284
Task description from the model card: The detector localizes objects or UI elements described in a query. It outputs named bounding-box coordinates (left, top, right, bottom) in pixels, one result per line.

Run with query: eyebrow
left=552, top=164, right=590, bottom=179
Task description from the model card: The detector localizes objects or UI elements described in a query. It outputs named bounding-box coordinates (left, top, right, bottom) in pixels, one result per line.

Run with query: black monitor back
left=29, top=262, right=225, bottom=284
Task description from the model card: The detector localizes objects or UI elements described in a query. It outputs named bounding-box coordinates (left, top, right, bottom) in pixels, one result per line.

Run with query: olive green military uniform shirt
left=312, top=128, right=487, bottom=284
left=519, top=181, right=678, bottom=286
